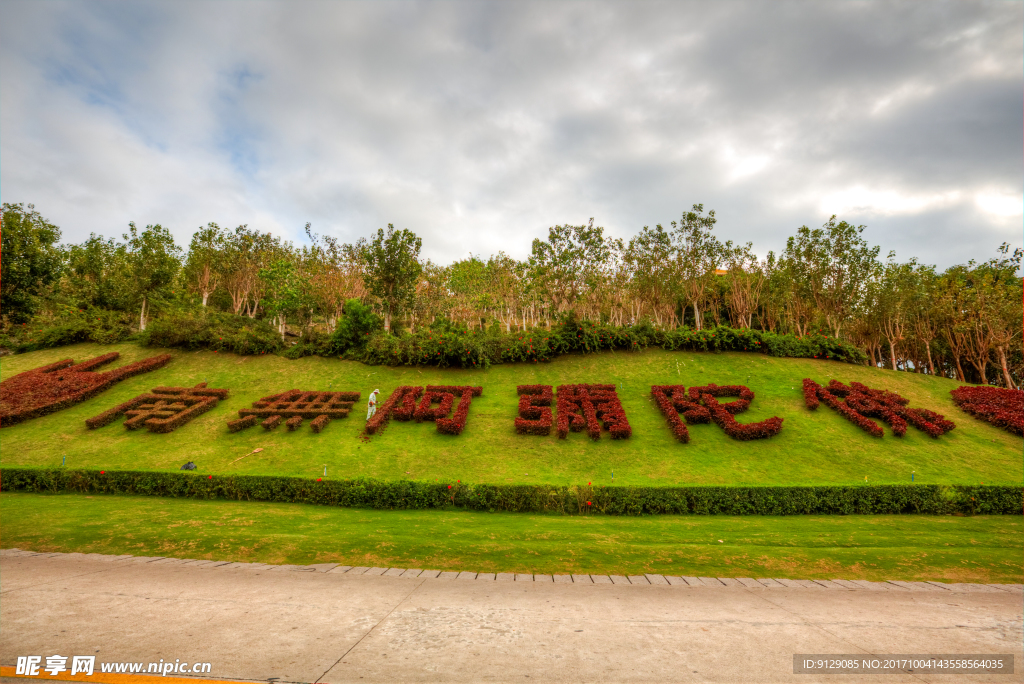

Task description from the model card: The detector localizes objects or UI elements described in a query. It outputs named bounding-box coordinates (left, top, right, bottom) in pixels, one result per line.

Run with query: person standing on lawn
left=366, top=389, right=380, bottom=421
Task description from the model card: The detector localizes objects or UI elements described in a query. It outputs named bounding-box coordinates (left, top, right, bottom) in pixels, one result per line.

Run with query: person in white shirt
left=367, top=389, right=380, bottom=421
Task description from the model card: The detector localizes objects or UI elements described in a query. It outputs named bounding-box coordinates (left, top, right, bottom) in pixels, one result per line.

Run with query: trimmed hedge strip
left=2, top=468, right=1019, bottom=516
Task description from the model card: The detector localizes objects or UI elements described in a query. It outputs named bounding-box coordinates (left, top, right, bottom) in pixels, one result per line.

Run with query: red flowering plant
left=515, top=385, right=553, bottom=435
left=652, top=384, right=782, bottom=442
left=0, top=352, right=172, bottom=428
left=803, top=379, right=954, bottom=438
left=227, top=389, right=360, bottom=434
left=555, top=384, right=631, bottom=440
left=86, top=382, right=228, bottom=433
left=950, top=385, right=1024, bottom=436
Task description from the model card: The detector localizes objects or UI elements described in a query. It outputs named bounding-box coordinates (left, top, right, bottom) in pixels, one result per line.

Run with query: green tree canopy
left=363, top=224, right=422, bottom=331
left=1, top=203, right=63, bottom=322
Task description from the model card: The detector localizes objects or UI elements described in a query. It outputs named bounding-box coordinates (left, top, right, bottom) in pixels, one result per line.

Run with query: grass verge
left=3, top=492, right=1021, bottom=583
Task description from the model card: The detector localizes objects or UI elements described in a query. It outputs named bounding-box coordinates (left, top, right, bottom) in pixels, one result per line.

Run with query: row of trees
left=2, top=202, right=1021, bottom=387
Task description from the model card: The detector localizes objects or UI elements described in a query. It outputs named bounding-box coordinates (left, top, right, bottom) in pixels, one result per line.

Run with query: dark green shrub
left=3, top=309, right=134, bottom=353
left=325, top=299, right=383, bottom=355
left=2, top=468, right=1019, bottom=517
left=139, top=310, right=282, bottom=355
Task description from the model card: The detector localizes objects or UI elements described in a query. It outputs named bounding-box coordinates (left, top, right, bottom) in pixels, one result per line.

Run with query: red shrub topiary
left=429, top=385, right=482, bottom=436
left=232, top=389, right=360, bottom=434
left=365, top=386, right=420, bottom=435
left=803, top=379, right=954, bottom=438
left=365, top=385, right=481, bottom=436
left=652, top=383, right=782, bottom=442
left=950, top=385, right=1024, bottom=436
left=555, top=384, right=631, bottom=440
left=515, top=385, right=553, bottom=436
left=227, top=415, right=258, bottom=432
left=0, top=352, right=172, bottom=428
left=86, top=382, right=228, bottom=433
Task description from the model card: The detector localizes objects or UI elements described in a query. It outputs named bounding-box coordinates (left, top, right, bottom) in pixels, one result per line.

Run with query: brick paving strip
left=2, top=549, right=1019, bottom=592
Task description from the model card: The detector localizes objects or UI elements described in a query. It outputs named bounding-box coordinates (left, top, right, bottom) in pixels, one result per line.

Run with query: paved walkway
left=1, top=550, right=1021, bottom=683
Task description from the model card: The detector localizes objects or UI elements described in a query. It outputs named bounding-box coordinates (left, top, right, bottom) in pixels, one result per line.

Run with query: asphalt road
left=1, top=551, right=1020, bottom=683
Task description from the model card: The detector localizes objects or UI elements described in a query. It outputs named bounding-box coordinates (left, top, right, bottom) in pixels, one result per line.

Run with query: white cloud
left=975, top=191, right=1024, bottom=218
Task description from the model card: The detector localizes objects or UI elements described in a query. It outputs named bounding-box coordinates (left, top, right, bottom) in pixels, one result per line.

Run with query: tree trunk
left=202, top=291, right=209, bottom=307
left=888, top=340, right=898, bottom=372
left=924, top=340, right=934, bottom=375
left=998, top=346, right=1015, bottom=388
left=139, top=298, right=148, bottom=332
left=952, top=354, right=966, bottom=382
left=384, top=311, right=391, bottom=332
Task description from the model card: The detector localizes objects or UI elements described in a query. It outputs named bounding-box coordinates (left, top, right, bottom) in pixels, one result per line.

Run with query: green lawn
left=2, top=492, right=1020, bottom=583
left=1, top=342, right=1020, bottom=486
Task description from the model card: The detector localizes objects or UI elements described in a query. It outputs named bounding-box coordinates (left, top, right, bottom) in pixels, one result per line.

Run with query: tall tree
left=1, top=203, right=64, bottom=322
left=671, top=205, right=723, bottom=331
left=529, top=219, right=611, bottom=324
left=183, top=223, right=227, bottom=307
left=781, top=216, right=880, bottom=337
left=120, top=222, right=181, bottom=331
left=363, top=224, right=422, bottom=332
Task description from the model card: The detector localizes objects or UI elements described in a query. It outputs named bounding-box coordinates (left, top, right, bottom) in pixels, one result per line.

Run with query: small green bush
left=3, top=468, right=1018, bottom=516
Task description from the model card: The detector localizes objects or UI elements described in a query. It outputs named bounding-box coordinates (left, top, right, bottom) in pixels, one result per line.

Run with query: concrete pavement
left=0, top=550, right=1021, bottom=683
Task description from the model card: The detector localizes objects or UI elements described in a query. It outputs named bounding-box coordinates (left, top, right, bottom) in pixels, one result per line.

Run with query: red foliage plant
left=515, top=385, right=553, bottom=436
left=802, top=379, right=955, bottom=438
left=228, top=389, right=360, bottom=434
left=556, top=384, right=632, bottom=440
left=365, top=385, right=482, bottom=436
left=950, top=385, right=1024, bottom=436
left=0, top=352, right=172, bottom=428
left=86, top=382, right=228, bottom=433
left=651, top=384, right=782, bottom=442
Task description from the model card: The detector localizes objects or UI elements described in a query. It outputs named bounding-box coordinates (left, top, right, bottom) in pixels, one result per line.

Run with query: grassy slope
left=1, top=342, right=1020, bottom=486
left=3, top=492, right=1020, bottom=582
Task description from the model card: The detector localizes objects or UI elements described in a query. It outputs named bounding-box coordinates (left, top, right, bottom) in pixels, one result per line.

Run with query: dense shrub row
left=951, top=385, right=1024, bottom=436
left=0, top=352, right=172, bottom=428
left=1, top=308, right=136, bottom=354
left=651, top=384, right=783, bottom=442
left=515, top=385, right=553, bottom=436
left=85, top=383, right=229, bottom=433
left=352, top=321, right=868, bottom=369
left=804, top=379, right=955, bottom=439
left=555, top=384, right=632, bottom=440
left=3, top=468, right=1019, bottom=516
left=22, top=307, right=866, bottom=370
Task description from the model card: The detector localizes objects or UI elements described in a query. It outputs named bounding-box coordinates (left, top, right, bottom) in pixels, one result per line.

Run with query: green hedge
left=2, top=468, right=1018, bottom=516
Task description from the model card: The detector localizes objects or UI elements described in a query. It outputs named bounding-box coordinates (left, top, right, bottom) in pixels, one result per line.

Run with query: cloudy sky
left=1, top=1, right=1021, bottom=267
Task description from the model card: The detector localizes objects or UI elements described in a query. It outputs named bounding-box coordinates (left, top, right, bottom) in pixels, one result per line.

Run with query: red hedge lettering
left=86, top=382, right=228, bottom=433
left=515, top=385, right=553, bottom=436
left=803, top=379, right=954, bottom=438
left=0, top=352, right=172, bottom=428
left=365, top=385, right=481, bottom=436
left=231, top=389, right=360, bottom=434
left=555, top=384, right=631, bottom=440
left=653, top=384, right=782, bottom=442
left=950, top=385, right=1024, bottom=436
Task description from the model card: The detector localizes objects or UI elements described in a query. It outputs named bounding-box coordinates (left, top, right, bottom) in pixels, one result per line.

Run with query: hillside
left=1, top=342, right=1020, bottom=487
